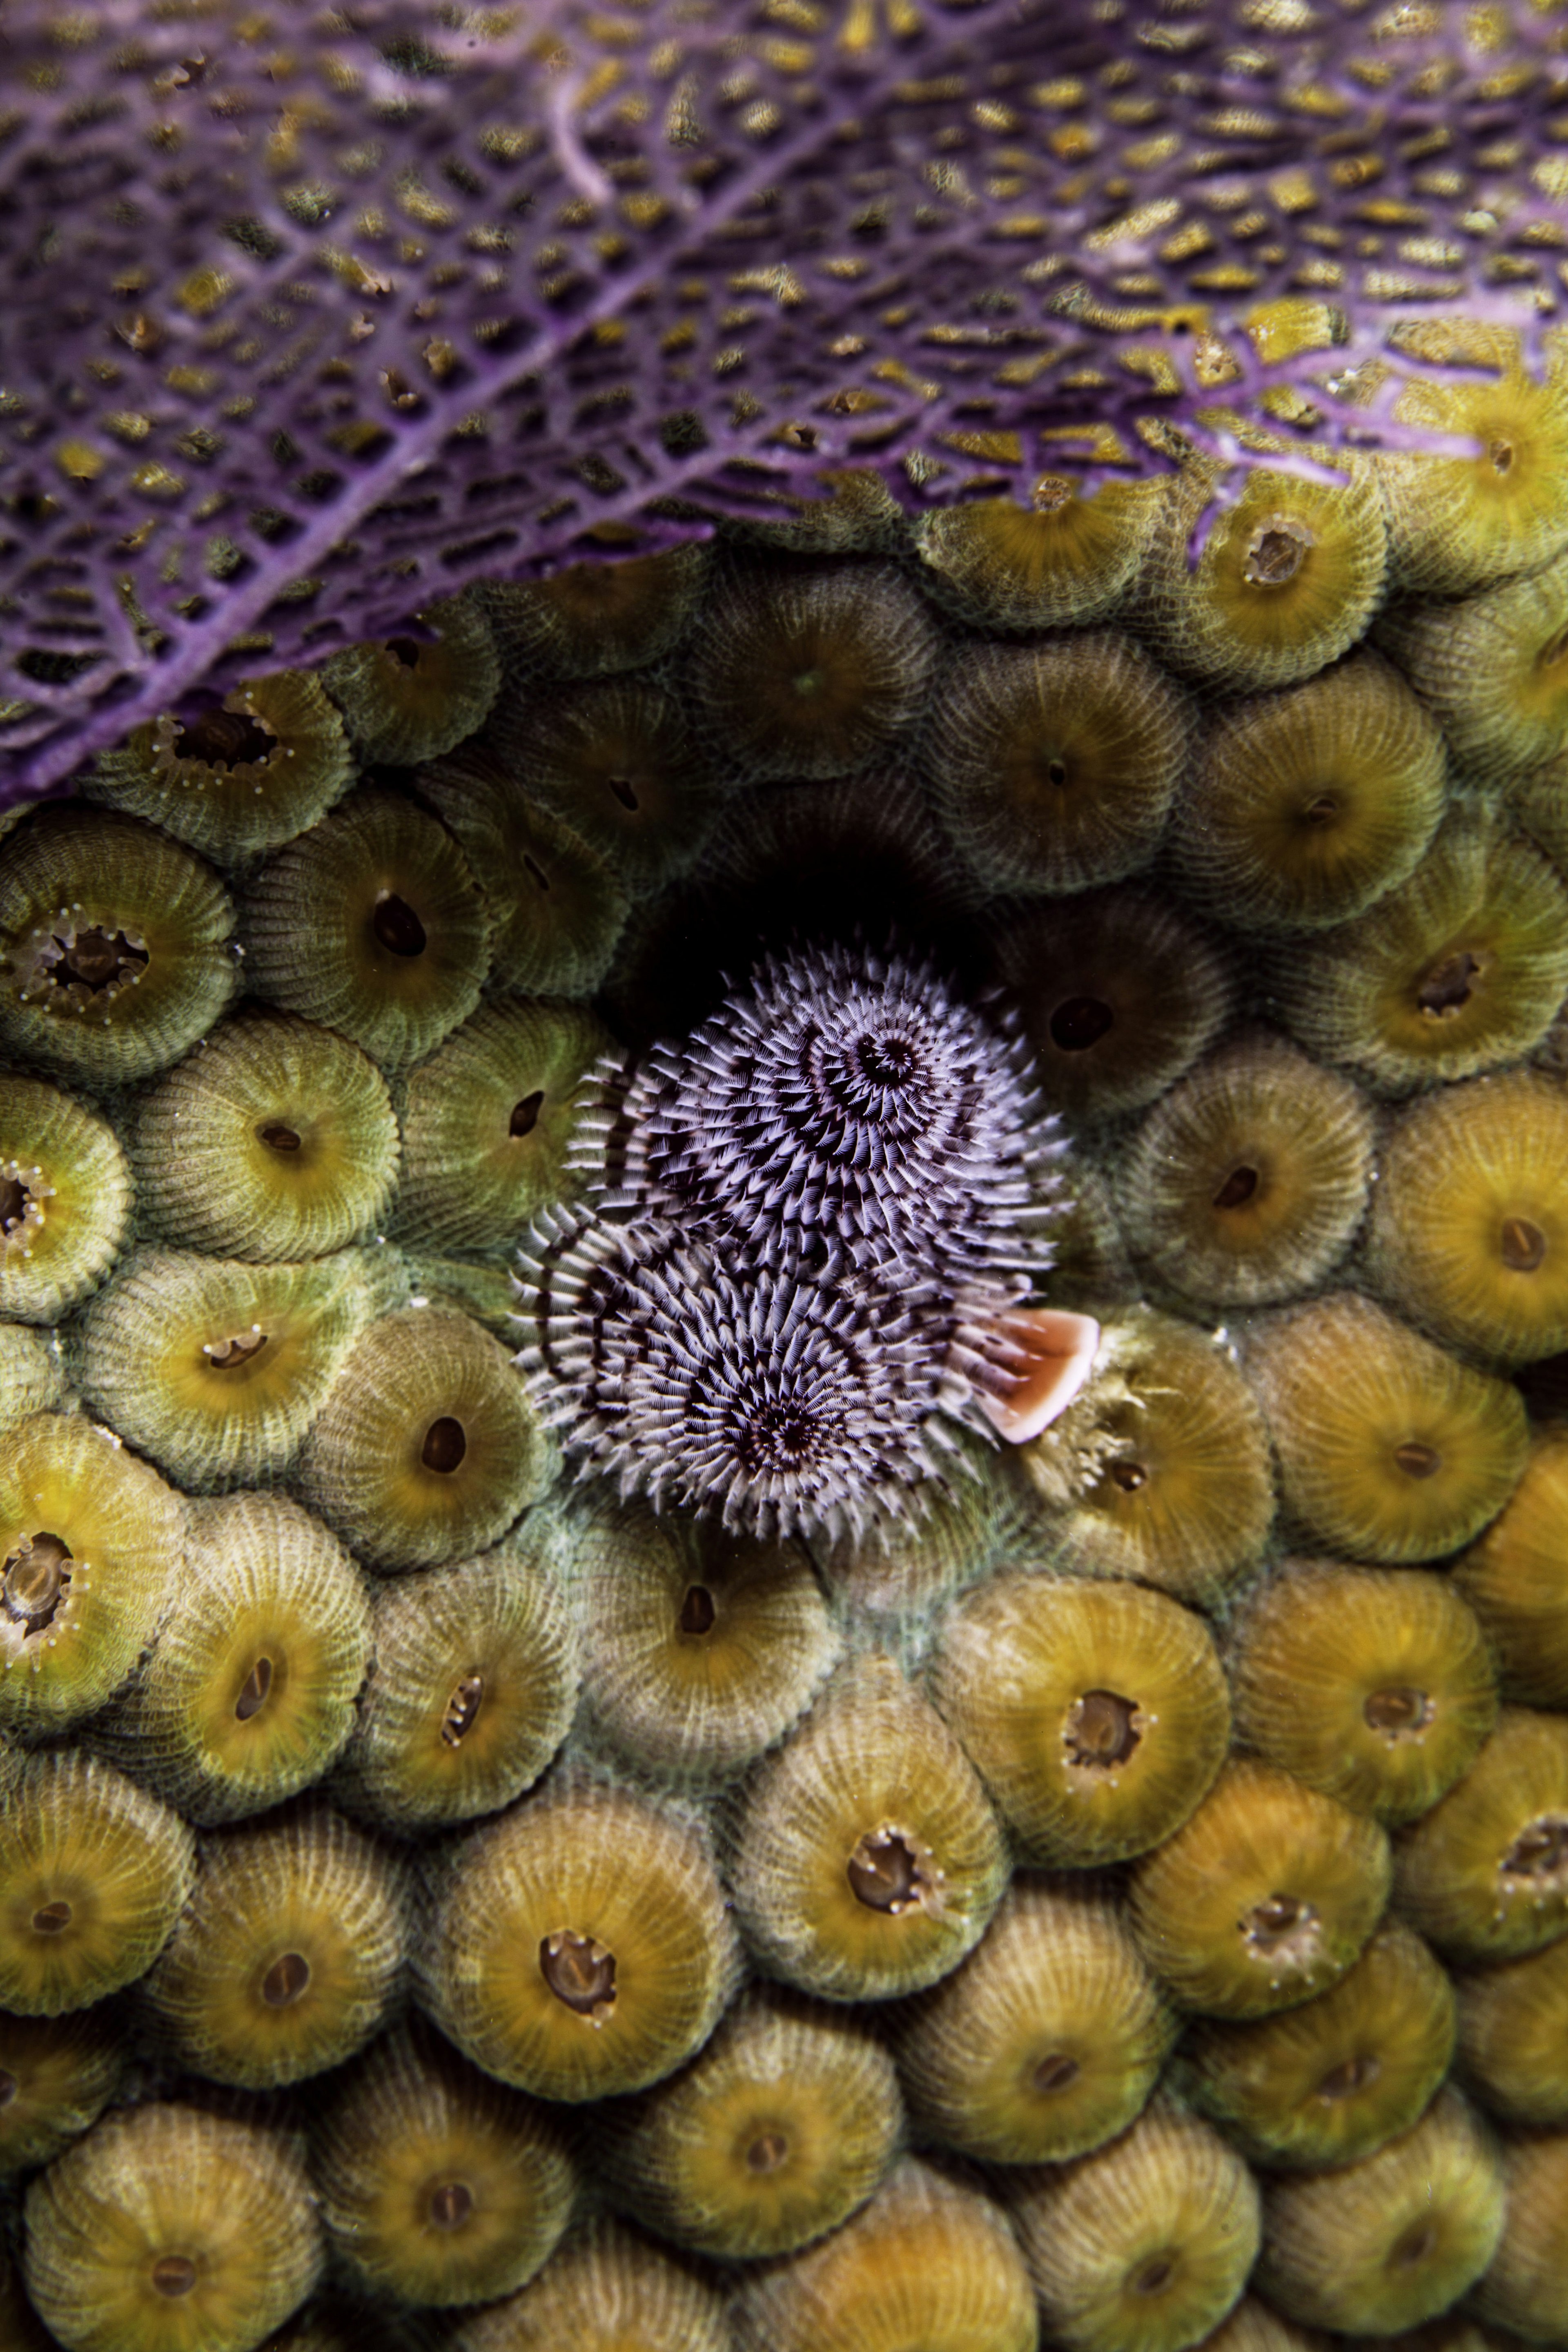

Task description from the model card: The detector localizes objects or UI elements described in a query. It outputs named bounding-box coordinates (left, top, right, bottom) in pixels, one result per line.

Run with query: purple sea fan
left=515, top=1205, right=1018, bottom=1539
left=7, top=0, right=1566, bottom=797
left=573, top=940, right=1065, bottom=1287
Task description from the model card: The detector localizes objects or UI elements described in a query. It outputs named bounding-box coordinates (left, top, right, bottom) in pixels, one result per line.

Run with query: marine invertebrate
left=448, top=2216, right=730, bottom=2352
left=567, top=1496, right=840, bottom=1781
left=912, top=478, right=1170, bottom=633
left=1454, top=1932, right=1568, bottom=2127
left=312, top=2019, right=577, bottom=2307
left=332, top=1531, right=578, bottom=1832
left=484, top=679, right=722, bottom=897
left=1226, top=1559, right=1498, bottom=1825
left=577, top=938, right=1060, bottom=1289
left=682, top=559, right=939, bottom=782
left=599, top=1984, right=903, bottom=2258
left=1175, top=1919, right=1457, bottom=2172
left=0, top=1751, right=195, bottom=2017
left=0, top=807, right=236, bottom=1085
left=417, top=1777, right=740, bottom=2103
left=293, top=1306, right=553, bottom=1572
left=485, top=545, right=713, bottom=684
left=1253, top=2087, right=1505, bottom=2334
left=993, top=887, right=1235, bottom=1124
left=242, top=789, right=492, bottom=1069
left=320, top=595, right=501, bottom=767
left=1467, top=2127, right=1568, bottom=2340
left=517, top=1211, right=970, bottom=1541
left=74, top=1246, right=376, bottom=1491
left=91, top=1490, right=372, bottom=1826
left=21, top=2103, right=321, bottom=2352
left=1129, top=1760, right=1391, bottom=2020
left=889, top=1875, right=1176, bottom=2166
left=1143, top=461, right=1389, bottom=697
left=394, top=998, right=614, bottom=1251
left=1170, top=652, right=1446, bottom=936
left=1367, top=1070, right=1568, bottom=1367
left=0, top=1412, right=182, bottom=1735
left=1269, top=805, right=1568, bottom=1090
left=1393, top=1705, right=1568, bottom=1964
left=0, top=1079, right=131, bottom=1326
left=930, top=1570, right=1231, bottom=1866
left=130, top=1012, right=399, bottom=1262
left=1454, top=1425, right=1568, bottom=1711
left=0, top=2002, right=124, bottom=2177
left=724, top=1653, right=1009, bottom=2002
left=140, top=1803, right=407, bottom=2087
left=921, top=632, right=1190, bottom=898
left=83, top=671, right=354, bottom=865
left=730, top=2158, right=1038, bottom=2352
left=1005, top=2098, right=1261, bottom=2352
left=1116, top=1033, right=1373, bottom=1309
left=1243, top=1292, right=1529, bottom=1565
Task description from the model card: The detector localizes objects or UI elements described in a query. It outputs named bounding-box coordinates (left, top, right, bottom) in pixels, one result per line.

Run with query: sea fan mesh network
left=7, top=0, right=1568, bottom=797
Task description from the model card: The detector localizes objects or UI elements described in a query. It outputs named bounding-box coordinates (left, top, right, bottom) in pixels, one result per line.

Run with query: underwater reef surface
left=8, top=3, right=1568, bottom=2350
left=5, top=393, right=1568, bottom=2348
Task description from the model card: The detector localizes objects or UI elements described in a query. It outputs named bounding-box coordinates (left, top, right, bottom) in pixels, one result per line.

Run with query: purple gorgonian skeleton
left=4, top=0, right=1568, bottom=798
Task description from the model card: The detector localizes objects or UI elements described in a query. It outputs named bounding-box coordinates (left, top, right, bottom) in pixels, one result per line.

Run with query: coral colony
left=14, top=5, right=1568, bottom=2352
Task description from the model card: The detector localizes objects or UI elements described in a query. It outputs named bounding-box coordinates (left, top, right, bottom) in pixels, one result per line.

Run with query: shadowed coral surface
left=9, top=4, right=1568, bottom=2349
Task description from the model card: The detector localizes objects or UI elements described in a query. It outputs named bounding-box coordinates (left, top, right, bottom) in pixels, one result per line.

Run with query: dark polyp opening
left=1316, top=2052, right=1381, bottom=2102
left=1394, top=1440, right=1443, bottom=1480
left=1363, top=1685, right=1432, bottom=1736
left=421, top=1416, right=468, bottom=1474
left=1389, top=2218, right=1439, bottom=2272
left=177, top=706, right=274, bottom=768
left=1501, top=1216, right=1548, bottom=1273
left=261, top=1951, right=312, bottom=2008
left=1031, top=2051, right=1081, bottom=2097
left=51, top=926, right=149, bottom=994
left=790, top=666, right=826, bottom=701
left=1108, top=1459, right=1148, bottom=1493
left=234, top=1655, right=274, bottom=1722
left=1301, top=793, right=1339, bottom=827
left=1539, top=625, right=1568, bottom=674
left=1501, top=1813, right=1568, bottom=1882
left=745, top=2129, right=791, bottom=2175
left=0, top=2070, right=15, bottom=2108
left=2, top=1531, right=73, bottom=1633
left=1244, top=1891, right=1315, bottom=1954
left=257, top=1121, right=302, bottom=1155
left=539, top=1930, right=617, bottom=2016
left=1046, top=756, right=1069, bottom=789
left=0, top=1175, right=29, bottom=1232
left=523, top=853, right=551, bottom=893
left=1212, top=1163, right=1259, bottom=1211
left=679, top=1583, right=717, bottom=1636
left=441, top=1673, right=485, bottom=1747
left=1416, top=948, right=1481, bottom=1018
left=1490, top=436, right=1516, bottom=476
left=150, top=2256, right=198, bottom=2299
left=203, top=1329, right=268, bottom=1372
left=1064, top=1687, right=1141, bottom=1770
left=509, top=1090, right=544, bottom=1139
left=428, top=2181, right=474, bottom=2230
left=607, top=775, right=641, bottom=812
left=846, top=1828, right=924, bottom=1915
left=1131, top=2254, right=1178, bottom=2298
left=386, top=636, right=424, bottom=668
left=1049, top=995, right=1115, bottom=1053
left=372, top=889, right=428, bottom=958
left=1243, top=520, right=1311, bottom=588
left=31, top=1900, right=71, bottom=1935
